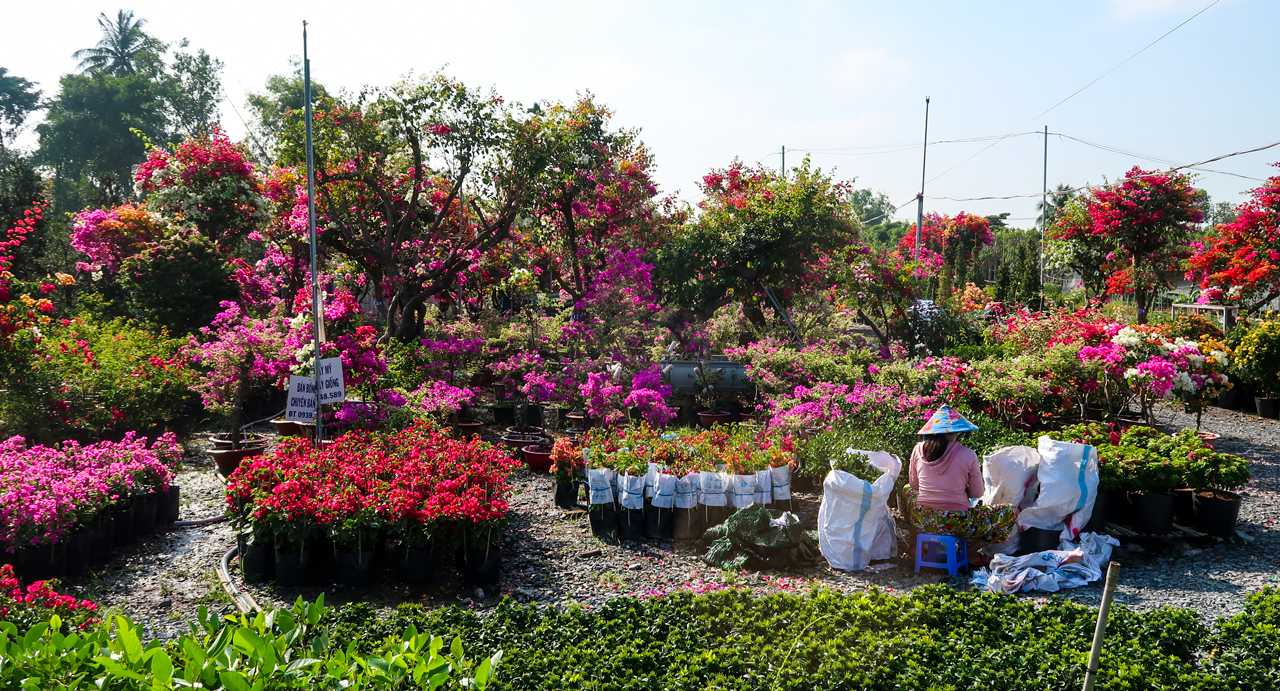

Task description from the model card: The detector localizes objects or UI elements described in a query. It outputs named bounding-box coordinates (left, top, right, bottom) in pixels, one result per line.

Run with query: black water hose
left=171, top=514, right=229, bottom=528
left=216, top=545, right=261, bottom=614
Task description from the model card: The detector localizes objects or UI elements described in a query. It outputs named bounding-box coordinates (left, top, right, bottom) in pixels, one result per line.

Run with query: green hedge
left=326, top=585, right=1280, bottom=691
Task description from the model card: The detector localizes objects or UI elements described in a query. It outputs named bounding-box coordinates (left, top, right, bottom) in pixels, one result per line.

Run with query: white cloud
left=828, top=48, right=910, bottom=91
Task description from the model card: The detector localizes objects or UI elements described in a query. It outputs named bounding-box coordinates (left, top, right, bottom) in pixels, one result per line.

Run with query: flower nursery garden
left=6, top=64, right=1280, bottom=689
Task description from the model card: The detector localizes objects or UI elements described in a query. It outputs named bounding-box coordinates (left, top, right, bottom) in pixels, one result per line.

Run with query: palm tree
left=1036, top=183, right=1077, bottom=228
left=72, top=10, right=161, bottom=77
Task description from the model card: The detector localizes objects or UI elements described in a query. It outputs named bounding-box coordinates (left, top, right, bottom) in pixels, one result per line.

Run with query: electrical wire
left=920, top=0, right=1221, bottom=188
left=1051, top=131, right=1264, bottom=181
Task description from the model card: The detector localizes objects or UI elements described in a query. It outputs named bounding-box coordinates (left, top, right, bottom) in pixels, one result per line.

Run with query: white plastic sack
left=617, top=472, right=646, bottom=510
left=699, top=471, right=727, bottom=507
left=644, top=462, right=659, bottom=498
left=817, top=449, right=902, bottom=572
left=982, top=446, right=1040, bottom=509
left=675, top=472, right=699, bottom=509
left=1018, top=436, right=1099, bottom=540
left=754, top=469, right=773, bottom=505
left=730, top=474, right=757, bottom=509
left=971, top=532, right=1119, bottom=594
left=651, top=472, right=677, bottom=509
left=586, top=468, right=615, bottom=505
left=770, top=464, right=792, bottom=501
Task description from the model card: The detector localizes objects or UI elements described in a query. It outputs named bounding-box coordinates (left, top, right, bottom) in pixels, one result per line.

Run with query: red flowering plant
left=0, top=564, right=98, bottom=631
left=1186, top=165, right=1280, bottom=315
left=898, top=211, right=994, bottom=299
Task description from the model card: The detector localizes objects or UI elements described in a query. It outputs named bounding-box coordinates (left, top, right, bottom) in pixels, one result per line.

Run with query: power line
left=1051, top=132, right=1264, bottom=181
left=924, top=137, right=1280, bottom=202
left=920, top=0, right=1220, bottom=188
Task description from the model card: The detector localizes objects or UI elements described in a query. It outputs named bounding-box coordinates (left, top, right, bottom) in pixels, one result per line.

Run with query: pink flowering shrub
left=69, top=204, right=168, bottom=274
left=581, top=370, right=627, bottom=425
left=409, top=380, right=477, bottom=418
left=623, top=364, right=676, bottom=426
left=183, top=301, right=292, bottom=417
left=0, top=432, right=179, bottom=550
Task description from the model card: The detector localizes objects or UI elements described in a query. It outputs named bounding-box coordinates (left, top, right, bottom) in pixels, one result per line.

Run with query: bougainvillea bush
left=226, top=422, right=517, bottom=552
left=0, top=433, right=179, bottom=551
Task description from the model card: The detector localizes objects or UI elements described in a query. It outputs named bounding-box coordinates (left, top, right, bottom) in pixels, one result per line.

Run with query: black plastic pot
left=274, top=546, right=312, bottom=586
left=1082, top=490, right=1109, bottom=533
left=395, top=545, right=434, bottom=584
left=334, top=550, right=377, bottom=586
left=1256, top=397, right=1280, bottom=419
left=133, top=493, right=159, bottom=536
left=1018, top=527, right=1061, bottom=554
left=1194, top=490, right=1241, bottom=538
left=159, top=485, right=181, bottom=524
left=19, top=542, right=65, bottom=581
left=1217, top=386, right=1245, bottom=410
left=88, top=514, right=116, bottom=560
left=618, top=508, right=646, bottom=542
left=492, top=406, right=515, bottom=425
left=1173, top=488, right=1196, bottom=526
left=1104, top=489, right=1133, bottom=527
left=111, top=504, right=135, bottom=546
left=1130, top=492, right=1175, bottom=534
left=673, top=507, right=703, bottom=540
left=700, top=505, right=733, bottom=532
left=554, top=481, right=578, bottom=509
left=238, top=535, right=273, bottom=584
left=64, top=531, right=91, bottom=576
left=589, top=505, right=619, bottom=539
left=457, top=548, right=502, bottom=585
left=644, top=504, right=675, bottom=540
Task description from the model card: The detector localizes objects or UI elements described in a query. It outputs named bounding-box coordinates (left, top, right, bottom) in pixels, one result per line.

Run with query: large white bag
left=770, top=464, right=792, bottom=502
left=818, top=449, right=902, bottom=572
left=674, top=472, right=700, bottom=509
left=730, top=474, right=757, bottom=509
left=754, top=469, right=773, bottom=505
left=698, top=471, right=727, bottom=507
left=617, top=472, right=646, bottom=510
left=982, top=446, right=1040, bottom=509
left=1018, top=436, right=1098, bottom=540
left=586, top=468, right=615, bottom=505
left=651, top=472, right=676, bottom=509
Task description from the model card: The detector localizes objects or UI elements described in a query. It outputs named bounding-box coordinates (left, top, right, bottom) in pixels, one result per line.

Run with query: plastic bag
left=699, top=471, right=727, bottom=507
left=617, top=472, right=646, bottom=510
left=675, top=472, right=699, bottom=509
left=770, top=464, right=792, bottom=502
left=981, top=445, right=1040, bottom=555
left=731, top=474, right=757, bottom=509
left=701, top=503, right=821, bottom=570
left=586, top=468, right=615, bottom=505
left=817, top=449, right=902, bottom=572
left=1018, top=436, right=1099, bottom=540
left=754, top=469, right=773, bottom=505
left=651, top=472, right=677, bottom=509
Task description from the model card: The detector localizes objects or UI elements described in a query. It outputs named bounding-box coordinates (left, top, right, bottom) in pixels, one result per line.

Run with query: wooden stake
left=1082, top=561, right=1121, bottom=691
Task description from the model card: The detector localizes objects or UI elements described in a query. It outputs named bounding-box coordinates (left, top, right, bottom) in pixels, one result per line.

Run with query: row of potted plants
left=1054, top=423, right=1251, bottom=536
left=568, top=424, right=797, bottom=541
left=225, top=421, right=518, bottom=587
left=0, top=433, right=182, bottom=580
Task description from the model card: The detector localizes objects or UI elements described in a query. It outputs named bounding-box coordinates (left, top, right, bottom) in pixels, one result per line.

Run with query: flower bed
left=0, top=433, right=179, bottom=553
left=225, top=421, right=518, bottom=582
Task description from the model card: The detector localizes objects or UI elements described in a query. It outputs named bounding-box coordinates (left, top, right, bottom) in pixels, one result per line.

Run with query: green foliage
left=0, top=68, right=41, bottom=148
left=798, top=415, right=918, bottom=479
left=0, top=597, right=500, bottom=690
left=118, top=231, right=237, bottom=335
left=321, top=586, right=1268, bottom=690
left=1234, top=320, right=1280, bottom=396
left=829, top=450, right=881, bottom=482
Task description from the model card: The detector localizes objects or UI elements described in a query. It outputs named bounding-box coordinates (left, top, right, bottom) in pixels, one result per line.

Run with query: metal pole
left=780, top=145, right=785, bottom=177
left=916, top=97, right=930, bottom=249
left=1041, top=124, right=1048, bottom=306
left=303, top=22, right=323, bottom=445
left=1082, top=562, right=1121, bottom=691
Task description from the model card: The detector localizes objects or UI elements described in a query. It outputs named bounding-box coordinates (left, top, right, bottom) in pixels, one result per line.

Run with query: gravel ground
left=64, top=405, right=1280, bottom=639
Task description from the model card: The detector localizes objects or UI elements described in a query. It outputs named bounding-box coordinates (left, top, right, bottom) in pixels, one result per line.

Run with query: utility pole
left=780, top=145, right=785, bottom=177
left=1041, top=124, right=1048, bottom=307
left=303, top=22, right=323, bottom=445
left=915, top=97, right=930, bottom=250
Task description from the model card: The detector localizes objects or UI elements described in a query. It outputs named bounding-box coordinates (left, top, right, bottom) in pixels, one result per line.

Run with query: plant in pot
left=1183, top=447, right=1252, bottom=537
left=1233, top=320, right=1280, bottom=419
left=409, top=380, right=479, bottom=437
left=1125, top=448, right=1183, bottom=534
left=623, top=364, right=678, bottom=428
left=549, top=438, right=584, bottom=507
left=323, top=495, right=384, bottom=587
left=693, top=362, right=728, bottom=428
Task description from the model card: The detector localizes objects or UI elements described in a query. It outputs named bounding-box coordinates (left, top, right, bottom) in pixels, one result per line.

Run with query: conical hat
left=917, top=404, right=979, bottom=435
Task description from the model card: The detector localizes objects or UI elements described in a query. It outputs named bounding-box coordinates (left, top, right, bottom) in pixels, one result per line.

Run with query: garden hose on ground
left=217, top=545, right=262, bottom=615
left=171, top=514, right=229, bottom=528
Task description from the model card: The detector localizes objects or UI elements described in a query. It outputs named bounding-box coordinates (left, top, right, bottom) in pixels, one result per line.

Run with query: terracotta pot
left=698, top=411, right=731, bottom=429
left=210, top=445, right=266, bottom=476
left=565, top=411, right=593, bottom=429
left=501, top=433, right=546, bottom=457
left=271, top=418, right=302, bottom=437
left=1196, top=432, right=1220, bottom=448
left=523, top=444, right=554, bottom=473
left=209, top=433, right=267, bottom=450
left=506, top=426, right=544, bottom=437
left=294, top=421, right=317, bottom=439
left=452, top=418, right=485, bottom=439
left=738, top=413, right=758, bottom=424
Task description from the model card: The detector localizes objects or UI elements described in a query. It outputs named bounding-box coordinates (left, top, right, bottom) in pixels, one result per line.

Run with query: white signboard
left=317, top=357, right=346, bottom=404
left=285, top=375, right=317, bottom=422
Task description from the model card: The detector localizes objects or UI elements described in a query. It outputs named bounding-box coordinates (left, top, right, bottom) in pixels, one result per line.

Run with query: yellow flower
left=55, top=273, right=76, bottom=285
left=19, top=294, right=35, bottom=307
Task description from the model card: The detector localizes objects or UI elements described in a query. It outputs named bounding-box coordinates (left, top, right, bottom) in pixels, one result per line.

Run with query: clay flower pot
left=522, top=444, right=554, bottom=473
left=209, top=432, right=267, bottom=450
left=271, top=418, right=302, bottom=437
left=452, top=418, right=485, bottom=439
left=697, top=411, right=731, bottom=428
left=210, top=445, right=266, bottom=476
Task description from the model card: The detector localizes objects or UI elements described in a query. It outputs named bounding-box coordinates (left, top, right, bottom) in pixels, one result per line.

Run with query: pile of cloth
left=970, top=532, right=1119, bottom=594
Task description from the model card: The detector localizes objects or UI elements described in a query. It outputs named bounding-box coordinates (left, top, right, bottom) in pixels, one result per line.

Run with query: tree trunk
left=1135, top=287, right=1149, bottom=325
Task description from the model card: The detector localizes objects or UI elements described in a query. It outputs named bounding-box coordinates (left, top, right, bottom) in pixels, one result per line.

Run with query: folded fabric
left=970, top=532, right=1119, bottom=594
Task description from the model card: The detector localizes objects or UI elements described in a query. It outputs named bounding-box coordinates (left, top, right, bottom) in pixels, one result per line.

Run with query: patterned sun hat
left=917, top=404, right=979, bottom=435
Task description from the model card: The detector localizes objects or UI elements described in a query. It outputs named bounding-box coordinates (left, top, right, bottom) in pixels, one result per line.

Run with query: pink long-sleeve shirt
left=909, top=441, right=984, bottom=512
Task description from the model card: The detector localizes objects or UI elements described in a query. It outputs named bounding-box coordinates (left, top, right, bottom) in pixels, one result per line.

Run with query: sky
left=6, top=0, right=1278, bottom=226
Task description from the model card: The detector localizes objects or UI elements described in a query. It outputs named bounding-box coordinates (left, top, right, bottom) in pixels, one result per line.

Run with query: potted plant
left=1125, top=448, right=1182, bottom=534
left=523, top=442, right=554, bottom=473
left=550, top=438, right=583, bottom=508
left=693, top=362, right=729, bottom=428
left=326, top=499, right=383, bottom=587
left=1234, top=321, right=1280, bottom=418
left=1184, top=448, right=1252, bottom=537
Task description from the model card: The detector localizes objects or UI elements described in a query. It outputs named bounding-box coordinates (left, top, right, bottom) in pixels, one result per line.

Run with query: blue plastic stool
left=914, top=533, right=967, bottom=575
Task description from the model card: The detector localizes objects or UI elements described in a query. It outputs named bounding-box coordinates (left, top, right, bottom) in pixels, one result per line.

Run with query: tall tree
left=1035, top=183, right=1076, bottom=228
left=244, top=59, right=330, bottom=162
left=166, top=40, right=225, bottom=137
left=72, top=10, right=164, bottom=77
left=0, top=69, right=40, bottom=148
